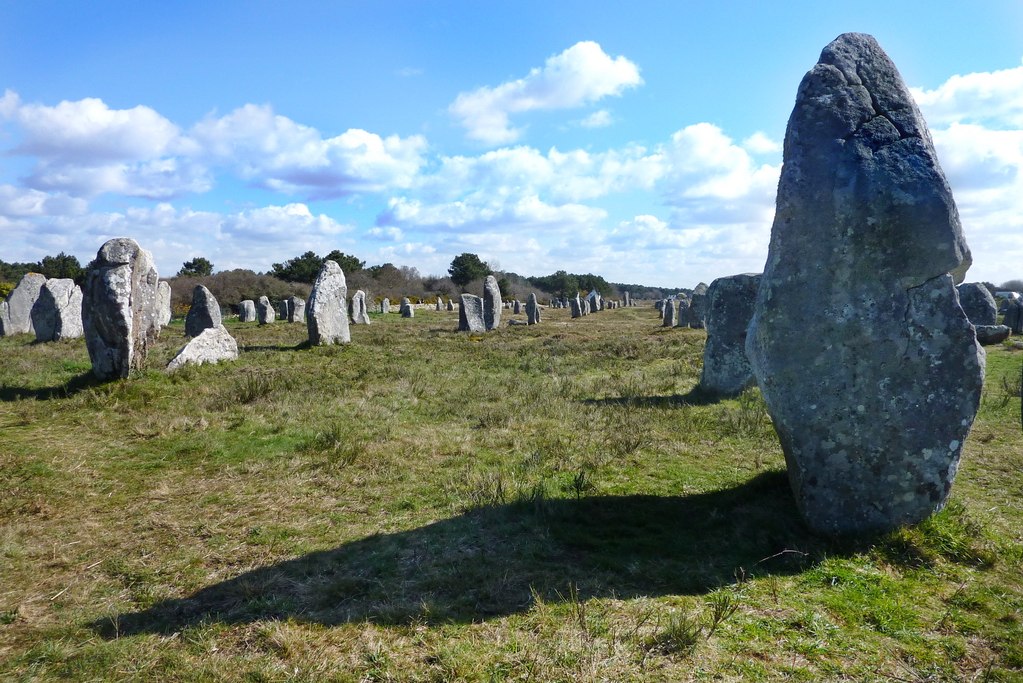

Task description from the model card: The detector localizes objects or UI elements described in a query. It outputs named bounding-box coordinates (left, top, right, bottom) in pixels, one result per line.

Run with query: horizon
left=2, top=2, right=1022, bottom=288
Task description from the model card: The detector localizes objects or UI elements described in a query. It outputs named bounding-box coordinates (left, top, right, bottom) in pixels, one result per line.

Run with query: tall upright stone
left=287, top=296, right=306, bottom=323
left=483, top=275, right=502, bottom=330
left=400, top=297, right=414, bottom=318
left=745, top=33, right=984, bottom=535
left=0, top=272, right=47, bottom=336
left=446, top=298, right=454, bottom=311
left=32, top=278, right=84, bottom=342
left=699, top=274, right=760, bottom=396
left=239, top=300, right=257, bottom=322
left=687, top=283, right=708, bottom=328
left=82, top=238, right=161, bottom=379
left=307, top=260, right=350, bottom=345
left=436, top=298, right=443, bottom=311
left=526, top=292, right=541, bottom=325
left=570, top=295, right=582, bottom=318
left=156, top=281, right=172, bottom=327
left=661, top=299, right=675, bottom=327
left=623, top=291, right=631, bottom=307
left=256, top=296, right=275, bottom=325
left=458, top=294, right=486, bottom=332
left=350, top=290, right=371, bottom=325
left=675, top=294, right=691, bottom=328
left=185, top=285, right=222, bottom=337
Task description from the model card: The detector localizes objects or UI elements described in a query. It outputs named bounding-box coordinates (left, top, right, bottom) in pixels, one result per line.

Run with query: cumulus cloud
left=580, top=109, right=613, bottom=128
left=191, top=104, right=427, bottom=198
left=911, top=60, right=1023, bottom=127
left=743, top=131, right=782, bottom=154
left=380, top=194, right=606, bottom=233
left=449, top=41, right=642, bottom=145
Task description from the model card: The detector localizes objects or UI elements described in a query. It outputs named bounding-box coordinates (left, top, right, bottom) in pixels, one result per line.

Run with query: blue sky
left=1, top=1, right=1021, bottom=287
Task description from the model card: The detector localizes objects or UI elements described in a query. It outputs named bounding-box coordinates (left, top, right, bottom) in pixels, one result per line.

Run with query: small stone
left=166, top=325, right=238, bottom=372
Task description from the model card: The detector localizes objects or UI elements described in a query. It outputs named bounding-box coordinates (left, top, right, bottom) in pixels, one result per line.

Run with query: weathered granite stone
left=675, top=295, right=691, bottom=328
left=287, top=296, right=306, bottom=323
left=82, top=238, right=161, bottom=379
left=458, top=294, right=485, bottom=332
left=307, top=260, right=350, bottom=345
left=483, top=275, right=502, bottom=330
left=661, top=299, right=675, bottom=327
left=32, top=278, right=83, bottom=342
left=587, top=290, right=601, bottom=313
left=381, top=298, right=391, bottom=314
left=687, top=283, right=708, bottom=328
left=350, top=290, right=371, bottom=325
left=166, top=325, right=238, bottom=372
left=239, top=300, right=257, bottom=322
left=185, top=285, right=222, bottom=337
left=156, top=281, right=172, bottom=327
left=400, top=297, right=414, bottom=318
left=570, top=295, right=582, bottom=318
left=974, top=325, right=1010, bottom=345
left=699, top=274, right=761, bottom=396
left=745, top=33, right=984, bottom=535
left=526, top=293, right=540, bottom=325
left=957, top=283, right=997, bottom=326
left=0, top=272, right=47, bottom=336
left=256, top=296, right=275, bottom=325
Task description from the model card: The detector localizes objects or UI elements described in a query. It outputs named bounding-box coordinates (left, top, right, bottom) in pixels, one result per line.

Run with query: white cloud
left=580, top=109, right=613, bottom=129
left=911, top=60, right=1023, bottom=128
left=449, top=41, right=642, bottom=145
left=367, top=226, right=404, bottom=241
left=743, top=131, right=782, bottom=154
left=192, top=104, right=427, bottom=198
left=380, top=194, right=605, bottom=233
left=0, top=184, right=87, bottom=217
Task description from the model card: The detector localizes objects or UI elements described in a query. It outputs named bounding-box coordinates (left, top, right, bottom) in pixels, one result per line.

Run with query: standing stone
left=483, top=275, right=502, bottom=330
left=458, top=294, right=486, bottom=332
left=256, top=296, right=275, bottom=325
left=400, top=297, right=414, bottom=318
left=446, top=298, right=454, bottom=311
left=31, top=278, right=84, bottom=342
left=745, top=33, right=984, bottom=535
left=307, top=260, right=350, bottom=345
left=699, top=274, right=761, bottom=396
left=0, top=272, right=47, bottom=336
left=166, top=325, right=238, bottom=372
left=350, top=290, right=371, bottom=325
left=661, top=299, right=675, bottom=327
left=1004, top=300, right=1022, bottom=334
left=587, top=290, right=601, bottom=313
left=526, top=293, right=541, bottom=325
left=381, top=298, right=391, bottom=314
left=956, top=283, right=997, bottom=326
left=156, top=281, right=172, bottom=327
left=687, top=283, right=709, bottom=328
left=239, top=300, right=257, bottom=322
left=570, top=295, right=582, bottom=318
left=436, top=298, right=442, bottom=311
left=624, top=291, right=631, bottom=307
left=278, top=299, right=291, bottom=322
left=185, top=285, right=222, bottom=337
left=82, top=238, right=161, bottom=380
left=675, top=294, right=691, bottom=327
left=287, top=296, right=306, bottom=323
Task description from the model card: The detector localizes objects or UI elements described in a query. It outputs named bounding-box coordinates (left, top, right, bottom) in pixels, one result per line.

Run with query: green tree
left=177, top=257, right=214, bottom=277
left=324, top=250, right=365, bottom=274
left=271, top=251, right=324, bottom=283
left=448, top=253, right=491, bottom=287
left=38, top=252, right=84, bottom=281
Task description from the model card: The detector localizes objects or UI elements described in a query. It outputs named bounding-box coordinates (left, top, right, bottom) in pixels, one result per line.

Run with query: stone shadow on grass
left=583, top=385, right=722, bottom=408
left=93, top=470, right=852, bottom=637
left=0, top=371, right=102, bottom=401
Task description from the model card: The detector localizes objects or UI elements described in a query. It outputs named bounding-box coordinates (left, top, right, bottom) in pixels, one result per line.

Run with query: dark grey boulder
left=483, top=275, right=501, bottom=330
left=185, top=285, right=222, bottom=337
left=745, top=33, right=984, bottom=535
left=307, top=260, right=350, bottom=345
left=446, top=299, right=454, bottom=311
left=957, top=283, right=997, bottom=326
left=82, top=238, right=161, bottom=380
left=32, top=278, right=83, bottom=342
left=458, top=294, right=485, bottom=332
left=1004, top=300, right=1023, bottom=334
left=974, top=325, right=1010, bottom=345
left=699, top=274, right=760, bottom=396
left=0, top=272, right=47, bottom=336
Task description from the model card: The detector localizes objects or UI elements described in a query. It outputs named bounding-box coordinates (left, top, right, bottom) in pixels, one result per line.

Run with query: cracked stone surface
left=745, top=33, right=984, bottom=535
left=458, top=293, right=485, bottom=332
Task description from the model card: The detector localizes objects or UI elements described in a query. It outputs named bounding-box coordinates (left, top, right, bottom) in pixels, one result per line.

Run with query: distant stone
left=745, top=33, right=983, bottom=535
left=483, top=275, right=502, bottom=330
left=661, top=299, right=675, bottom=327
left=446, top=299, right=454, bottom=311
left=82, top=238, right=161, bottom=380
left=526, top=292, right=541, bottom=325
left=687, top=283, right=708, bottom=328
left=675, top=295, right=691, bottom=327
left=307, top=260, right=350, bottom=345
left=381, top=298, right=391, bottom=314
left=436, top=298, right=442, bottom=311
left=624, top=291, right=631, bottom=307
left=570, top=295, right=582, bottom=318
left=32, top=278, right=84, bottom=342
left=974, top=325, right=1010, bottom=345
left=513, top=300, right=521, bottom=315
left=350, top=290, right=371, bottom=325
left=400, top=297, right=414, bottom=318
left=256, top=296, right=275, bottom=325
left=699, top=273, right=761, bottom=396
left=156, top=281, right=172, bottom=327
left=278, top=298, right=291, bottom=321
left=185, top=285, right=222, bottom=337
left=239, top=300, right=257, bottom=322
left=0, top=272, right=47, bottom=336
left=166, top=325, right=238, bottom=372
left=458, top=294, right=485, bottom=332
left=287, top=296, right=306, bottom=323
left=957, top=283, right=997, bottom=326
left=1004, top=300, right=1022, bottom=334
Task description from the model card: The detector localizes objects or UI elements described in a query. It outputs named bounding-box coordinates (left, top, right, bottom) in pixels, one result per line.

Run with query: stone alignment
left=0, top=272, right=47, bottom=336
left=698, top=273, right=761, bottom=397
left=307, top=260, right=350, bottom=345
left=82, top=238, right=161, bottom=380
left=745, top=33, right=983, bottom=535
left=32, top=278, right=84, bottom=342
left=185, top=285, right=222, bottom=337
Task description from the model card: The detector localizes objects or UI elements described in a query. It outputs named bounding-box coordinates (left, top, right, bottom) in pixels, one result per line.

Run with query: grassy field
left=1, top=305, right=1021, bottom=682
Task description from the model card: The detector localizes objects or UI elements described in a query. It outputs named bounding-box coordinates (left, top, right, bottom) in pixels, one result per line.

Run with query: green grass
left=1, top=307, right=1021, bottom=681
